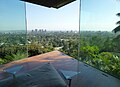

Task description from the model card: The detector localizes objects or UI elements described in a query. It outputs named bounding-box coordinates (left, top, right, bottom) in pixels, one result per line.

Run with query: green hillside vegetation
left=0, top=31, right=120, bottom=79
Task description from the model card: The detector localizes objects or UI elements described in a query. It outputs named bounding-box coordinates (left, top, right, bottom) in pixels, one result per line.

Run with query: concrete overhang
left=21, top=0, right=76, bottom=9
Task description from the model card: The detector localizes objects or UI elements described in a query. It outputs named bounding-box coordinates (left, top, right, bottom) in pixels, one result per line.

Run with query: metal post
left=68, top=79, right=72, bottom=87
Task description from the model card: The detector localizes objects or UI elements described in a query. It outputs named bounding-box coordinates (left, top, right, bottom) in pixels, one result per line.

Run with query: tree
left=80, top=46, right=99, bottom=63
left=112, top=35, right=120, bottom=52
left=113, top=13, right=120, bottom=33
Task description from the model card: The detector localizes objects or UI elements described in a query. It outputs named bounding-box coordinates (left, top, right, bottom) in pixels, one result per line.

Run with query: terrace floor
left=0, top=51, right=120, bottom=87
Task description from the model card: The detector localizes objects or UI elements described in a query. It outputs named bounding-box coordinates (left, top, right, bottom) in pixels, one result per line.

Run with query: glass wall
left=80, top=0, right=120, bottom=79
left=26, top=0, right=79, bottom=58
left=0, top=0, right=27, bottom=64
left=1, top=0, right=119, bottom=81
left=26, top=0, right=80, bottom=78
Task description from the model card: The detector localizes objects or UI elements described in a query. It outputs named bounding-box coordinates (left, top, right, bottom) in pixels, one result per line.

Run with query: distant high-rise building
left=31, top=30, right=34, bottom=32
left=35, top=29, right=38, bottom=32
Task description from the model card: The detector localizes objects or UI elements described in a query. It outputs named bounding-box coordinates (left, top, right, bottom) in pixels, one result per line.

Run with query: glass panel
left=26, top=1, right=80, bottom=84
left=0, top=0, right=27, bottom=64
left=80, top=0, right=120, bottom=79
left=26, top=1, right=79, bottom=59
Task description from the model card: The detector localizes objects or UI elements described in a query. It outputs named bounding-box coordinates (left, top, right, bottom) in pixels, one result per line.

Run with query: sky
left=26, top=0, right=79, bottom=31
left=81, top=0, right=120, bottom=31
left=0, top=0, right=120, bottom=31
left=26, top=0, right=120, bottom=31
left=0, top=0, right=26, bottom=31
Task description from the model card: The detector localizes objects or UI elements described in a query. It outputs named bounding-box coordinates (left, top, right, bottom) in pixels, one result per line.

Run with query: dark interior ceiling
left=21, top=0, right=76, bottom=9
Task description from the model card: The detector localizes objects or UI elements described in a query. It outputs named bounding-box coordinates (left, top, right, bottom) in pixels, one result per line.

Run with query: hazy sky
left=26, top=0, right=120, bottom=31
left=26, top=0, right=79, bottom=31
left=0, top=0, right=120, bottom=31
left=0, top=0, right=26, bottom=31
left=81, top=0, right=120, bottom=31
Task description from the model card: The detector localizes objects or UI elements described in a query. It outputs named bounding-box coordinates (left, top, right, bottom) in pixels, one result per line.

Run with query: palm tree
left=113, top=13, right=120, bottom=33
